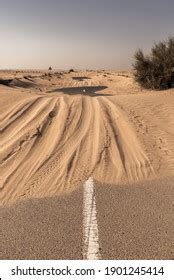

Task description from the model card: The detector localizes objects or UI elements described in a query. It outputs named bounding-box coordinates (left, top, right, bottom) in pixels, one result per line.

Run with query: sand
left=0, top=69, right=174, bottom=259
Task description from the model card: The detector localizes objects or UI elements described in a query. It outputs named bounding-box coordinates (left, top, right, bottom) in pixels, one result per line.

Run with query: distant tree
left=48, top=66, right=52, bottom=71
left=133, top=37, right=174, bottom=89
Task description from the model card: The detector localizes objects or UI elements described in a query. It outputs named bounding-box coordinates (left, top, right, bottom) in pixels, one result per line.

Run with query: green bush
left=133, top=37, right=174, bottom=89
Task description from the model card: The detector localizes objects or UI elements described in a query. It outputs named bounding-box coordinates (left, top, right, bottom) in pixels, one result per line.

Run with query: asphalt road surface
left=0, top=177, right=174, bottom=260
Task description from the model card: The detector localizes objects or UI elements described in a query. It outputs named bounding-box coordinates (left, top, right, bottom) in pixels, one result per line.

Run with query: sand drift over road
left=0, top=89, right=153, bottom=206
left=1, top=70, right=174, bottom=260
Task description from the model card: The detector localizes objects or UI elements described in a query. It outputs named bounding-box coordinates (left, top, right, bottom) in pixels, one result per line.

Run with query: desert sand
left=0, top=70, right=174, bottom=259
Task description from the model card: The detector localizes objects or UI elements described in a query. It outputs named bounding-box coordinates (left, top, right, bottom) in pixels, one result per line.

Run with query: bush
left=133, top=37, right=174, bottom=89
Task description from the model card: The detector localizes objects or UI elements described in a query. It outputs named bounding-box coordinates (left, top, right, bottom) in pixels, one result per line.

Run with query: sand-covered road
left=0, top=70, right=174, bottom=259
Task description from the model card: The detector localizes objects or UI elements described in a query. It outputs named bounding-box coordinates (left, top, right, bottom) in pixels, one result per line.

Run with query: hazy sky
left=0, top=0, right=174, bottom=69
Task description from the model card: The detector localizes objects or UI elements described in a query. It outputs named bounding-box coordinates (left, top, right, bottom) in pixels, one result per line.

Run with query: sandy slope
left=0, top=70, right=174, bottom=206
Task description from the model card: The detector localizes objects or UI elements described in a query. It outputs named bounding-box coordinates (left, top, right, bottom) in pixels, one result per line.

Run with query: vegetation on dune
left=133, top=37, right=174, bottom=90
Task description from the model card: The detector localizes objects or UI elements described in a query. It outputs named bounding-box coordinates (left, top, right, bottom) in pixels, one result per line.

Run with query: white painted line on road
left=83, top=177, right=101, bottom=260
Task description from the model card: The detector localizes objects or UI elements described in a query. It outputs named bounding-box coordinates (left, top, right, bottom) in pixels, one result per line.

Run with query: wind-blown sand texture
left=0, top=70, right=174, bottom=259
left=1, top=70, right=174, bottom=205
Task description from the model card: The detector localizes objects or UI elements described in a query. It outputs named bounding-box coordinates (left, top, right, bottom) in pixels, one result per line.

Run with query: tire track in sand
left=0, top=91, right=154, bottom=206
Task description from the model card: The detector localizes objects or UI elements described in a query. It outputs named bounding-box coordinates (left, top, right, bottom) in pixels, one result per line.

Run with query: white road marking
left=83, top=177, right=101, bottom=260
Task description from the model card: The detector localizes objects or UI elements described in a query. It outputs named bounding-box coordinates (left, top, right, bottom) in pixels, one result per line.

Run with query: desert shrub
left=133, top=37, right=174, bottom=89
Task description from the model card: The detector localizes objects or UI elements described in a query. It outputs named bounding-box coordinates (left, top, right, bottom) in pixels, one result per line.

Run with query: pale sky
left=0, top=0, right=173, bottom=70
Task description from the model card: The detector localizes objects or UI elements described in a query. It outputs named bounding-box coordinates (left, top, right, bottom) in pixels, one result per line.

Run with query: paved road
left=0, top=188, right=83, bottom=260
left=0, top=177, right=173, bottom=259
left=96, top=177, right=174, bottom=259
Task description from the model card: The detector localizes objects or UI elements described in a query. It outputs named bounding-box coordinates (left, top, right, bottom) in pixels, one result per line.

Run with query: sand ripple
left=0, top=93, right=154, bottom=206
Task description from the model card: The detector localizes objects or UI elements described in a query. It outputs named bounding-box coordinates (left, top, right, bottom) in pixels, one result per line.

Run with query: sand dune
left=0, top=70, right=174, bottom=206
